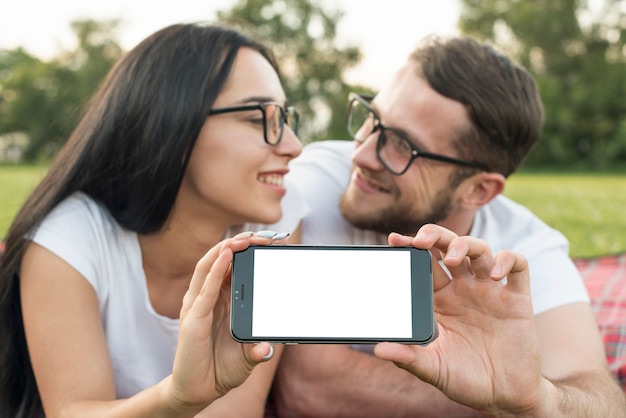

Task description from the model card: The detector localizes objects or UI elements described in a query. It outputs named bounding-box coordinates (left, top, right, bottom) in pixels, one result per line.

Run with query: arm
left=532, top=302, right=624, bottom=416
left=199, top=346, right=283, bottom=417
left=273, top=344, right=482, bottom=418
left=374, top=225, right=626, bottom=417
left=20, top=236, right=274, bottom=418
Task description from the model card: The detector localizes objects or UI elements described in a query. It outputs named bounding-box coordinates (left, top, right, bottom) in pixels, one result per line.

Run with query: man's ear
left=458, top=172, right=506, bottom=210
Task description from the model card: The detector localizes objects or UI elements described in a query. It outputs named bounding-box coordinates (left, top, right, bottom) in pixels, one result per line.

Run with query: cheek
left=398, top=167, right=448, bottom=203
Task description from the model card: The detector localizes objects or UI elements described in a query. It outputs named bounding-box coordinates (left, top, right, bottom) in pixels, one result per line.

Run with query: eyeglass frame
left=208, top=102, right=299, bottom=145
left=346, top=92, right=490, bottom=175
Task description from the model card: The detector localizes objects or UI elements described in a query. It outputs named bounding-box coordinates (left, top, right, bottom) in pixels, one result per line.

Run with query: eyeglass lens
left=264, top=104, right=283, bottom=145
left=348, top=99, right=412, bottom=174
left=264, top=104, right=298, bottom=145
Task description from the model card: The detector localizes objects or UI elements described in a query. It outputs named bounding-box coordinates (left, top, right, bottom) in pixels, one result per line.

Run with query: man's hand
left=376, top=224, right=545, bottom=415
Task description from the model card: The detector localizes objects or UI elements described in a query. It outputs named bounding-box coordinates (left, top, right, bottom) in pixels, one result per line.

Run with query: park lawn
left=504, top=172, right=626, bottom=258
left=0, top=165, right=48, bottom=241
left=0, top=166, right=624, bottom=258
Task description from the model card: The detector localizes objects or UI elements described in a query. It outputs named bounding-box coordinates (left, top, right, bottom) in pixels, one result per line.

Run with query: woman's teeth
left=258, top=174, right=284, bottom=186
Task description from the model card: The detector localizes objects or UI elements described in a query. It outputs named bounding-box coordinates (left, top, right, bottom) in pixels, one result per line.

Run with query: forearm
left=199, top=355, right=281, bottom=418
left=548, top=370, right=625, bottom=418
left=59, top=377, right=210, bottom=418
left=483, top=370, right=626, bottom=418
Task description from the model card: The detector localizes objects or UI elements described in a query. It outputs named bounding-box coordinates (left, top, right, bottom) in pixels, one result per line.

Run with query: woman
left=0, top=22, right=303, bottom=417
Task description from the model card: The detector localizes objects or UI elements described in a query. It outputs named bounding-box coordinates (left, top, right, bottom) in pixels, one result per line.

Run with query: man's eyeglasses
left=345, top=93, right=490, bottom=175
left=208, top=102, right=299, bottom=145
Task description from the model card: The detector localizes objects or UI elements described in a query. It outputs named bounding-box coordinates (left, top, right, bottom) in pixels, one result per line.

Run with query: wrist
left=482, top=377, right=560, bottom=418
left=158, top=376, right=214, bottom=418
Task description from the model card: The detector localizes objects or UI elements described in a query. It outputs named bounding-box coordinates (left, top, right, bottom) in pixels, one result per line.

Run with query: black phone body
left=231, top=245, right=434, bottom=345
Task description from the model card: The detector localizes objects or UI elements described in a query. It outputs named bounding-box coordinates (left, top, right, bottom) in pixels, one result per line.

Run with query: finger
left=246, top=342, right=274, bottom=364
left=412, top=224, right=458, bottom=257
left=225, top=233, right=278, bottom=256
left=183, top=247, right=233, bottom=321
left=491, top=250, right=530, bottom=293
left=443, top=236, right=494, bottom=280
left=182, top=241, right=229, bottom=317
left=387, top=232, right=414, bottom=247
left=373, top=342, right=433, bottom=383
left=389, top=230, right=452, bottom=291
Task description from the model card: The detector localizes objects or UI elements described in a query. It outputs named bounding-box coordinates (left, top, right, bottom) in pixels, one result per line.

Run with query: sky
left=0, top=0, right=460, bottom=90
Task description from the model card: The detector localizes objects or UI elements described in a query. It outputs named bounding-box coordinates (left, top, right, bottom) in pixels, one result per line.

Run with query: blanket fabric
left=574, top=253, right=626, bottom=389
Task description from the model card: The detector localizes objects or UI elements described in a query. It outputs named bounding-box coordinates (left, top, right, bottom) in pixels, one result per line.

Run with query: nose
left=276, top=125, right=303, bottom=158
left=352, top=132, right=384, bottom=172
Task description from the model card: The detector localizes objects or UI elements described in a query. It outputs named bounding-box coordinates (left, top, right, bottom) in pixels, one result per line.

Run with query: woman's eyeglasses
left=209, top=102, right=299, bottom=145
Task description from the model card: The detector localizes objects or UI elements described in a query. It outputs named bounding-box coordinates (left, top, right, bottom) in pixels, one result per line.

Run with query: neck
left=139, top=214, right=228, bottom=282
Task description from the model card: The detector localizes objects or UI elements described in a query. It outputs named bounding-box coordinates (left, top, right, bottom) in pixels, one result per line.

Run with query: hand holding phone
left=230, top=245, right=434, bottom=345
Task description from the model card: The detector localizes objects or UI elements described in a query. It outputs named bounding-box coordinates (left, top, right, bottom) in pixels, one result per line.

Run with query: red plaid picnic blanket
left=574, top=253, right=626, bottom=389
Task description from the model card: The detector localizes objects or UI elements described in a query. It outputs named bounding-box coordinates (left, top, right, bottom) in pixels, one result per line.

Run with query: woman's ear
left=458, top=172, right=506, bottom=210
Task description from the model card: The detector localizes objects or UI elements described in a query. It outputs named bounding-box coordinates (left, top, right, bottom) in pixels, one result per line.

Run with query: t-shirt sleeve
left=524, top=245, right=590, bottom=315
left=28, top=194, right=109, bottom=296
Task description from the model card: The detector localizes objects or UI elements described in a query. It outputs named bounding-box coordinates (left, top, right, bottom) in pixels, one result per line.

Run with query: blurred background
left=1, top=0, right=625, bottom=168
left=1, top=0, right=625, bottom=257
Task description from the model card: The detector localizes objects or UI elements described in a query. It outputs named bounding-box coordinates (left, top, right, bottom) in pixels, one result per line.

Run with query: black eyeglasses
left=208, top=102, right=299, bottom=145
left=346, top=93, right=490, bottom=175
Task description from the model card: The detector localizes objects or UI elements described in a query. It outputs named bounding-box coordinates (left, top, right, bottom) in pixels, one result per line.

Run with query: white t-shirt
left=271, top=140, right=589, bottom=315
left=29, top=188, right=305, bottom=399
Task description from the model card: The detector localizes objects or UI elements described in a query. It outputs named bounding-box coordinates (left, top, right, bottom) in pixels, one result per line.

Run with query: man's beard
left=339, top=186, right=454, bottom=236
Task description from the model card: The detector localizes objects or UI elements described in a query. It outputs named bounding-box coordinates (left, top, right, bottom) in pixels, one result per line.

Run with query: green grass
left=0, top=166, right=624, bottom=258
left=504, top=173, right=626, bottom=258
left=0, top=165, right=48, bottom=240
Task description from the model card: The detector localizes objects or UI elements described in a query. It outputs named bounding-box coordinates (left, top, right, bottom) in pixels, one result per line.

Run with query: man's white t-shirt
left=29, top=188, right=305, bottom=398
left=271, top=140, right=589, bottom=315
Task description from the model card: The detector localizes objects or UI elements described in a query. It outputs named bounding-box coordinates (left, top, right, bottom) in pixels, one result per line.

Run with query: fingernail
left=272, top=232, right=290, bottom=241
left=445, top=248, right=457, bottom=259
left=256, top=230, right=277, bottom=239
left=233, top=231, right=254, bottom=240
left=262, top=345, right=275, bottom=361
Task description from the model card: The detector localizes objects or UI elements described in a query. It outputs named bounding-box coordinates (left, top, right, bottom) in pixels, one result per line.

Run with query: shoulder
left=38, top=192, right=116, bottom=232
left=474, top=195, right=570, bottom=255
left=475, top=195, right=589, bottom=313
left=298, top=139, right=354, bottom=162
left=300, top=140, right=353, bottom=172
left=30, top=192, right=138, bottom=294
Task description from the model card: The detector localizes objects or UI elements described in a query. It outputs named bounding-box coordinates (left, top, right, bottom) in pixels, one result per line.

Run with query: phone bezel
left=230, top=244, right=434, bottom=345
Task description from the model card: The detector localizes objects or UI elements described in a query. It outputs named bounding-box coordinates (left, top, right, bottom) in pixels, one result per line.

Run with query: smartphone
left=230, top=245, right=434, bottom=345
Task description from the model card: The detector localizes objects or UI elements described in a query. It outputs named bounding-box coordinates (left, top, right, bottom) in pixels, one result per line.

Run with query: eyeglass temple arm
left=415, top=150, right=490, bottom=171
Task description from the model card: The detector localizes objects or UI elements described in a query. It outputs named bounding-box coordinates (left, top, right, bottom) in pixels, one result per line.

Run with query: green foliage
left=217, top=0, right=364, bottom=142
left=458, top=0, right=626, bottom=169
left=0, top=20, right=123, bottom=161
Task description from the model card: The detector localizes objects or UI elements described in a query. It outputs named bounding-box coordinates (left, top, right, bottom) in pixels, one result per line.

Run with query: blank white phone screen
left=251, top=249, right=413, bottom=338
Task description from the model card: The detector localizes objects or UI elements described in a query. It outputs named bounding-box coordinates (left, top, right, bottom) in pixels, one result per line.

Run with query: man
left=270, top=35, right=624, bottom=416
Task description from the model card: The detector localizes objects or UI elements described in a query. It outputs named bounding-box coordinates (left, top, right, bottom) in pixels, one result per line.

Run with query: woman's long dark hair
left=0, top=22, right=279, bottom=417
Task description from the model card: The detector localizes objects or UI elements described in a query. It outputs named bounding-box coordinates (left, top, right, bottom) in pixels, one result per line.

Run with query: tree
left=0, top=19, right=122, bottom=161
left=458, top=0, right=626, bottom=168
left=217, top=0, right=365, bottom=143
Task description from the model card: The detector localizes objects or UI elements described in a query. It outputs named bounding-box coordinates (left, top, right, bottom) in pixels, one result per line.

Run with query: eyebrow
left=234, top=96, right=289, bottom=107
left=370, top=99, right=432, bottom=151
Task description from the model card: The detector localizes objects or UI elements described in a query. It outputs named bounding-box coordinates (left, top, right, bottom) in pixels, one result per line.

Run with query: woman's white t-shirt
left=29, top=188, right=305, bottom=398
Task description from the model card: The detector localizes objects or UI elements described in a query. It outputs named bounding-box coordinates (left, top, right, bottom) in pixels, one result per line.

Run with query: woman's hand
left=163, top=232, right=281, bottom=414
